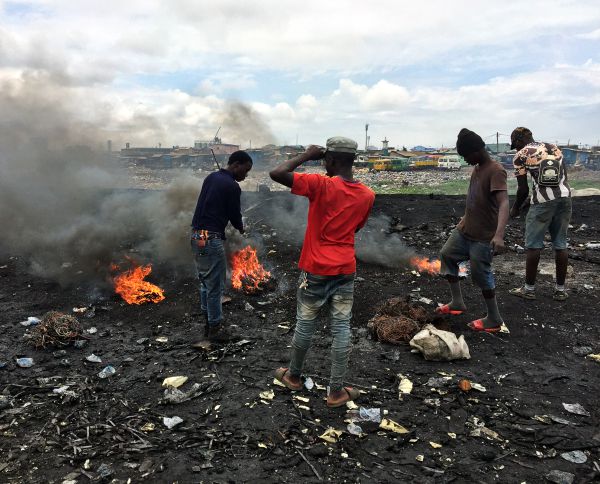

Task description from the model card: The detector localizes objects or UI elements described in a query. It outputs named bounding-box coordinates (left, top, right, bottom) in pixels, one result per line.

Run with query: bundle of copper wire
left=368, top=314, right=420, bottom=344
left=29, top=311, right=85, bottom=348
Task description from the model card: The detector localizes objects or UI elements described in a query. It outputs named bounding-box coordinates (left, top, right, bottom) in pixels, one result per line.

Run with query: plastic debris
left=244, top=302, right=254, bottom=311
left=86, top=354, right=102, bottom=363
left=73, top=307, right=87, bottom=313
left=293, top=395, right=310, bottom=403
left=545, top=470, right=575, bottom=484
left=470, top=426, right=501, bottom=441
left=141, top=423, right=155, bottom=432
left=585, top=242, right=600, bottom=250
left=257, top=442, right=267, bottom=449
left=499, top=322, right=510, bottom=334
left=471, top=383, right=487, bottom=392
left=379, top=418, right=409, bottom=434
left=346, top=400, right=358, bottom=410
left=161, top=382, right=221, bottom=405
left=16, top=357, right=34, bottom=368
left=155, top=336, right=168, bottom=343
left=347, top=423, right=364, bottom=436
left=272, top=378, right=286, bottom=388
left=163, top=416, right=184, bottom=429
left=87, top=327, right=98, bottom=334
left=98, top=366, right=116, bottom=379
left=409, top=324, right=470, bottom=361
left=429, top=441, right=442, bottom=448
left=304, top=377, right=314, bottom=390
left=447, top=432, right=457, bottom=439
left=398, top=374, right=413, bottom=396
left=416, top=455, right=424, bottom=462
left=562, top=402, right=590, bottom=417
left=586, top=353, right=600, bottom=363
left=573, top=346, right=593, bottom=356
left=162, top=376, right=188, bottom=388
left=359, top=407, right=381, bottom=423
left=259, top=390, right=275, bottom=400
left=319, top=427, right=342, bottom=443
left=97, top=463, right=113, bottom=479
left=19, top=316, right=41, bottom=326
left=73, top=340, right=87, bottom=349
left=560, top=450, right=587, bottom=464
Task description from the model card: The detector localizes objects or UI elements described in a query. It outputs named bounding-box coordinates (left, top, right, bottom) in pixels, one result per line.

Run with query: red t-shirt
left=292, top=173, right=375, bottom=275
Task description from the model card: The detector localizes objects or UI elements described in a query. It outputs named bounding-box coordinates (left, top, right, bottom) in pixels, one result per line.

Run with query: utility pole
left=496, top=132, right=499, bottom=154
left=365, top=123, right=369, bottom=151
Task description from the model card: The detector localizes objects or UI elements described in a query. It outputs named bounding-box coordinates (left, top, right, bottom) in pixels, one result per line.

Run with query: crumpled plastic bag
left=409, top=324, right=470, bottom=361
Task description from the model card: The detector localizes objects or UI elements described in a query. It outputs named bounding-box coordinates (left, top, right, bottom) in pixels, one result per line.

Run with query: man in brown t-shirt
left=437, top=128, right=509, bottom=332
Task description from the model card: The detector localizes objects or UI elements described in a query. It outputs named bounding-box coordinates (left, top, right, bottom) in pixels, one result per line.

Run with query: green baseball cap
left=326, top=136, right=358, bottom=154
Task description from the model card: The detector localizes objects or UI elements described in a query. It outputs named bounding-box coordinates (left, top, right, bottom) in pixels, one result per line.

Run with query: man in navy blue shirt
left=191, top=150, right=252, bottom=344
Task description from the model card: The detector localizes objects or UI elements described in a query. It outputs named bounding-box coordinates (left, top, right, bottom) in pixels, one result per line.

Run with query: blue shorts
left=440, top=229, right=495, bottom=290
left=525, top=197, right=572, bottom=250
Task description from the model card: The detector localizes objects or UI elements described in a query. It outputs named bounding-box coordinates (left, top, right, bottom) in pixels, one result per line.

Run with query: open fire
left=112, top=261, right=166, bottom=305
left=410, top=256, right=441, bottom=274
left=231, top=245, right=271, bottom=294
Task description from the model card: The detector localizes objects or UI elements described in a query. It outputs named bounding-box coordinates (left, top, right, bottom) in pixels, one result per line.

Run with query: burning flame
left=231, top=246, right=271, bottom=293
left=410, top=257, right=441, bottom=275
left=112, top=261, right=165, bottom=305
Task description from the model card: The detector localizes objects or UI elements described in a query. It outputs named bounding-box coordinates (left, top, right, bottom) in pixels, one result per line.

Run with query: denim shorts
left=440, top=229, right=495, bottom=290
left=525, top=197, right=572, bottom=250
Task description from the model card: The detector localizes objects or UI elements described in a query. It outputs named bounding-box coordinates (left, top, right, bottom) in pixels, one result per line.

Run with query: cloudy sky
left=2, top=0, right=600, bottom=149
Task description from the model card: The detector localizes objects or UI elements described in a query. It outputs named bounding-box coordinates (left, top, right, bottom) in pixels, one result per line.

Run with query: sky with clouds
left=2, top=0, right=600, bottom=149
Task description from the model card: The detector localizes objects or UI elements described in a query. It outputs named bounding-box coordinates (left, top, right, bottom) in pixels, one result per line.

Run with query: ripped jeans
left=289, top=271, right=355, bottom=392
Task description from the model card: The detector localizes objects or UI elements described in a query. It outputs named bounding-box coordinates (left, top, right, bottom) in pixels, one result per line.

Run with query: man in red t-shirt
left=269, top=137, right=375, bottom=408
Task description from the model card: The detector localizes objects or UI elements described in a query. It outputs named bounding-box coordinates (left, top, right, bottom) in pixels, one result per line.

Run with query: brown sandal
left=274, top=367, right=303, bottom=391
left=326, top=387, right=360, bottom=408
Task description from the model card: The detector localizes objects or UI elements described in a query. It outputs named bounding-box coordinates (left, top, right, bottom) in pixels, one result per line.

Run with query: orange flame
left=410, top=257, right=441, bottom=275
left=112, top=262, right=165, bottom=305
left=231, top=246, right=271, bottom=293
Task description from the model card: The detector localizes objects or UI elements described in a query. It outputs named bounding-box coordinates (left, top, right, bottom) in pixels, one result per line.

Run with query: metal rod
left=210, top=149, right=221, bottom=170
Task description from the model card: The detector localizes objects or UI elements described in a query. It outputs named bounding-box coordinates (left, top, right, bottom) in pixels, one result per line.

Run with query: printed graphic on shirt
left=513, top=142, right=570, bottom=204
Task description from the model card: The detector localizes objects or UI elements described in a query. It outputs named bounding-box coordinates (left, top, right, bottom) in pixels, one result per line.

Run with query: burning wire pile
left=28, top=311, right=85, bottom=348
left=112, top=261, right=165, bottom=305
left=231, top=246, right=272, bottom=294
left=368, top=298, right=432, bottom=345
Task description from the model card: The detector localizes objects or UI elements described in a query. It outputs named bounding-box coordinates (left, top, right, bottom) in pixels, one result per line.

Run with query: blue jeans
left=525, top=197, right=572, bottom=250
left=440, top=229, right=495, bottom=290
left=289, top=271, right=355, bottom=392
left=191, top=238, right=226, bottom=326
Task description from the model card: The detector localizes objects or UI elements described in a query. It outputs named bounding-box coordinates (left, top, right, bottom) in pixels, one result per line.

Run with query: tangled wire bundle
left=368, top=314, right=420, bottom=344
left=368, top=297, right=433, bottom=344
left=29, top=311, right=85, bottom=348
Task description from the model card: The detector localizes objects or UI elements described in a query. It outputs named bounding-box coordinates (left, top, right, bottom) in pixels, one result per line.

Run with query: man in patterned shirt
left=509, top=127, right=572, bottom=301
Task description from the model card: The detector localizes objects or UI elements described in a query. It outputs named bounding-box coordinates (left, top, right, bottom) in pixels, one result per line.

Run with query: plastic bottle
left=98, top=365, right=116, bottom=378
left=16, top=357, right=34, bottom=368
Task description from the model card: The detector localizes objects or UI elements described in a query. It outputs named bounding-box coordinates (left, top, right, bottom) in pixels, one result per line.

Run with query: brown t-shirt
left=457, top=161, right=507, bottom=242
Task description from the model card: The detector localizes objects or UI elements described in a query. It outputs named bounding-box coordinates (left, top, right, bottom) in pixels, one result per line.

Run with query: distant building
left=485, top=143, right=511, bottom=154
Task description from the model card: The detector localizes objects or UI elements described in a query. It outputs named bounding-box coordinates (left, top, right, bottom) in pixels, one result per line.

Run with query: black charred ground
left=1, top=194, right=599, bottom=483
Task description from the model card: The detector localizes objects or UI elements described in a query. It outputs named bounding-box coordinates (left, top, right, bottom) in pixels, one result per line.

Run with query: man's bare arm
left=491, top=190, right=509, bottom=253
left=269, top=145, right=325, bottom=188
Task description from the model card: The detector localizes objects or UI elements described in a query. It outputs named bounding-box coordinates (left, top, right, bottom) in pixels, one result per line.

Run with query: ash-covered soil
left=1, top=194, right=599, bottom=483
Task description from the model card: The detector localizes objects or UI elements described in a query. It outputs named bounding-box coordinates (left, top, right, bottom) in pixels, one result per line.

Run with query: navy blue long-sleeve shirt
left=191, top=169, right=243, bottom=236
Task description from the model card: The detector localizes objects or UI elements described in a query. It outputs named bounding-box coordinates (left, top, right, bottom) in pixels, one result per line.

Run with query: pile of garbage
left=27, top=311, right=85, bottom=348
left=368, top=297, right=434, bottom=344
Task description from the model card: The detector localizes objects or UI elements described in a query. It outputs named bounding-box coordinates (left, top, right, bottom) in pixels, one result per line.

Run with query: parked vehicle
left=409, top=156, right=439, bottom=169
left=438, top=155, right=462, bottom=170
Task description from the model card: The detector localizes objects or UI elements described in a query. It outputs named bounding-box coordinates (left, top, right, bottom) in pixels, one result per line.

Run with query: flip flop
left=274, top=367, right=303, bottom=391
left=326, top=387, right=360, bottom=408
left=436, top=304, right=465, bottom=316
left=468, top=319, right=501, bottom=333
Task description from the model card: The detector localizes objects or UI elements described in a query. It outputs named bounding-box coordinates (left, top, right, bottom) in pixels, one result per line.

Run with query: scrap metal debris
left=368, top=297, right=435, bottom=344
left=27, top=311, right=86, bottom=348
